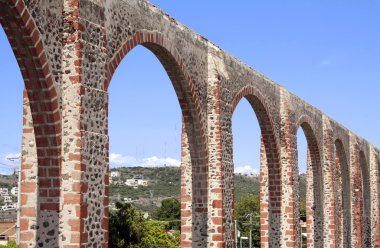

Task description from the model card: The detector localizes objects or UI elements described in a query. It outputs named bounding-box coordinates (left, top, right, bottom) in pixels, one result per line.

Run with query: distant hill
left=110, top=167, right=181, bottom=212
left=0, top=168, right=306, bottom=214
left=110, top=167, right=307, bottom=213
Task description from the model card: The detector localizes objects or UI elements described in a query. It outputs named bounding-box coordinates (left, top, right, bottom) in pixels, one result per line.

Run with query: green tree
left=109, top=202, right=145, bottom=248
left=234, top=194, right=260, bottom=247
left=154, top=198, right=180, bottom=230
left=154, top=198, right=180, bottom=220
left=140, top=222, right=180, bottom=248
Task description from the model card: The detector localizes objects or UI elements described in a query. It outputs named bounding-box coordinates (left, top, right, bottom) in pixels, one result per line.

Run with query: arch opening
left=231, top=91, right=282, bottom=247
left=296, top=127, right=307, bottom=247
left=232, top=98, right=261, bottom=247
left=107, top=39, right=207, bottom=247
left=296, top=121, right=324, bottom=247
left=0, top=22, right=24, bottom=245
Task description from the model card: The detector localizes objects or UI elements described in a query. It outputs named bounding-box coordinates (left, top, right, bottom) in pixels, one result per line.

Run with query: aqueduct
left=0, top=0, right=379, bottom=247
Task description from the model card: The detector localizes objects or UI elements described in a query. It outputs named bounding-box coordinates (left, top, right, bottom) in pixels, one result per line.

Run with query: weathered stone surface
left=0, top=0, right=378, bottom=247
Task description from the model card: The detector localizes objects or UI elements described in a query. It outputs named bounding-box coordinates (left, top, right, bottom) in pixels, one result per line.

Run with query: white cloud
left=109, top=153, right=137, bottom=165
left=235, top=165, right=259, bottom=175
left=140, top=156, right=180, bottom=167
left=109, top=153, right=180, bottom=168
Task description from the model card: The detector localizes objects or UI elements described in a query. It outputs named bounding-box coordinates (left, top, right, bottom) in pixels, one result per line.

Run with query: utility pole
left=241, top=212, right=258, bottom=248
left=249, top=214, right=252, bottom=248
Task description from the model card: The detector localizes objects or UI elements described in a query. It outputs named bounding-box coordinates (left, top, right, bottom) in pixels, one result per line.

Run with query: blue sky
left=0, top=1, right=379, bottom=174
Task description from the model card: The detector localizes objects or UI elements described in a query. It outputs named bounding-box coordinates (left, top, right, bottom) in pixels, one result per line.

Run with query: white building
left=110, top=171, right=120, bottom=178
left=0, top=188, right=8, bottom=196
left=125, top=178, right=148, bottom=187
left=123, top=197, right=134, bottom=203
left=3, top=196, right=12, bottom=204
left=11, top=187, right=18, bottom=196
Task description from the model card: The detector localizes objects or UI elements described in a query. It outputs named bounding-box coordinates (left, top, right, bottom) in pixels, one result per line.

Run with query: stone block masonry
left=0, top=0, right=378, bottom=247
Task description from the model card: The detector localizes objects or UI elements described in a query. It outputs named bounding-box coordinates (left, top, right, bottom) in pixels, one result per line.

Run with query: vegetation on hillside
left=109, top=167, right=306, bottom=216
left=109, top=167, right=180, bottom=212
left=109, top=201, right=180, bottom=248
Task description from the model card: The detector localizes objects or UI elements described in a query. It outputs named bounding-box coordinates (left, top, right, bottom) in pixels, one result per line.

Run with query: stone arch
left=107, top=31, right=208, bottom=246
left=358, top=150, right=371, bottom=247
left=334, top=138, right=351, bottom=247
left=0, top=0, right=61, bottom=247
left=231, top=86, right=282, bottom=247
left=295, top=116, right=324, bottom=247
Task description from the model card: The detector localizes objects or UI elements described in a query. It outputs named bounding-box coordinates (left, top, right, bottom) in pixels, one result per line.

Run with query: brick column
left=21, top=90, right=61, bottom=248
left=322, top=116, right=337, bottom=247
left=180, top=119, right=193, bottom=247
left=206, top=50, right=229, bottom=248
left=279, top=89, right=298, bottom=248
left=350, top=135, right=361, bottom=247
left=259, top=137, right=270, bottom=247
left=206, top=82, right=228, bottom=248
left=333, top=141, right=344, bottom=248
left=20, top=91, right=38, bottom=248
left=361, top=153, right=371, bottom=248
left=369, top=146, right=379, bottom=248
left=349, top=135, right=372, bottom=248
left=59, top=1, right=109, bottom=247
left=305, top=148, right=315, bottom=247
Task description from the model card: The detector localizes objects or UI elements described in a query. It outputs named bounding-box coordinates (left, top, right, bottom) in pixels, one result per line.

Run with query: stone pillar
left=350, top=134, right=362, bottom=248
left=21, top=89, right=61, bottom=248
left=333, top=142, right=344, bottom=248
left=340, top=148, right=352, bottom=248
left=361, top=152, right=371, bottom=248
left=179, top=112, right=208, bottom=247
left=180, top=118, right=193, bottom=247
left=305, top=148, right=315, bottom=248
left=205, top=83, right=228, bottom=248
left=279, top=88, right=298, bottom=248
left=350, top=139, right=371, bottom=248
left=322, top=116, right=337, bottom=247
left=259, top=137, right=270, bottom=248
left=369, top=146, right=379, bottom=248
left=20, top=91, right=38, bottom=248
left=206, top=49, right=230, bottom=248
left=59, top=1, right=109, bottom=247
